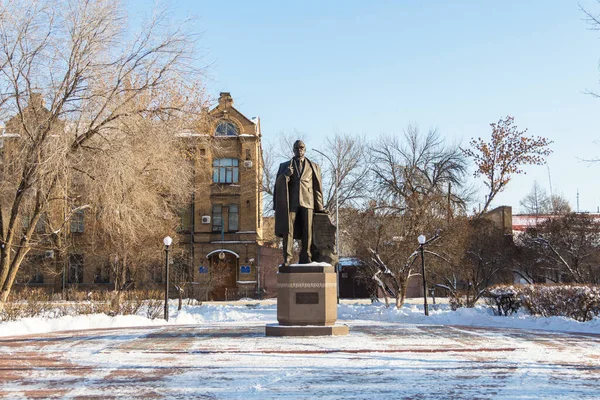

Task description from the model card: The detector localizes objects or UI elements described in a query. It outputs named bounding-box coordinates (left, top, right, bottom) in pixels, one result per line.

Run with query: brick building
left=179, top=92, right=274, bottom=300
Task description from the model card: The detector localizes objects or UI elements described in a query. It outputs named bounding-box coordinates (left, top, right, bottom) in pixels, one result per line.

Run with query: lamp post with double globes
left=418, top=234, right=428, bottom=316
left=163, top=236, right=173, bottom=321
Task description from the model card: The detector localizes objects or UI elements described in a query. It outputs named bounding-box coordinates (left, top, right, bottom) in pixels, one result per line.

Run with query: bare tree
left=370, top=126, right=470, bottom=230
left=314, top=133, right=370, bottom=212
left=463, top=116, right=552, bottom=217
left=347, top=205, right=440, bottom=307
left=549, top=194, right=571, bottom=214
left=262, top=132, right=369, bottom=212
left=520, top=181, right=550, bottom=215
left=520, top=213, right=600, bottom=284
left=581, top=1, right=600, bottom=98
left=74, top=88, right=206, bottom=291
left=0, top=0, right=203, bottom=304
left=429, top=217, right=513, bottom=307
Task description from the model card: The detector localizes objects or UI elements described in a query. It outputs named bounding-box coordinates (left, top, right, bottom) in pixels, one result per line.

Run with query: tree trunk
left=382, top=289, right=390, bottom=308
left=395, top=281, right=407, bottom=309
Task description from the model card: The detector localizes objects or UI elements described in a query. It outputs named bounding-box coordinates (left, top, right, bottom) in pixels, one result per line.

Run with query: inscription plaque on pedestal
left=266, top=264, right=349, bottom=336
left=296, top=292, right=319, bottom=304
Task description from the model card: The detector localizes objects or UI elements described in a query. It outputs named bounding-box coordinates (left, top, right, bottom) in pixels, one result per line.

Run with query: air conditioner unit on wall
left=243, top=160, right=253, bottom=168
left=201, top=216, right=211, bottom=224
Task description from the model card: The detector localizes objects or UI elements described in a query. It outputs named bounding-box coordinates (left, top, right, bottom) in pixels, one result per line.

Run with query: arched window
left=215, top=120, right=238, bottom=136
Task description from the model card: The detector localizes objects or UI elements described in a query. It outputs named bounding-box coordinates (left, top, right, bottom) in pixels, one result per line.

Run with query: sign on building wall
left=240, top=265, right=251, bottom=274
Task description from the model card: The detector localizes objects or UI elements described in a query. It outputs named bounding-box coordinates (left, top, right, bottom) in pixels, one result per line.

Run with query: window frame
left=214, top=120, right=239, bottom=137
left=228, top=204, right=239, bottom=232
left=67, top=254, right=84, bottom=284
left=212, top=158, right=239, bottom=184
left=211, top=204, right=239, bottom=233
left=70, top=210, right=85, bottom=233
left=212, top=205, right=223, bottom=232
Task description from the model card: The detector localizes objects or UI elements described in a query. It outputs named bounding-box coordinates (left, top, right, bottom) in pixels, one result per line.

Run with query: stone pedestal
left=265, top=264, right=349, bottom=337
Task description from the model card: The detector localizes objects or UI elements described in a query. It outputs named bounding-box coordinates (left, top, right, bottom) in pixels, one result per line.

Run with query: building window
left=27, top=255, right=45, bottom=284
left=214, top=121, right=238, bottom=136
left=212, top=204, right=239, bottom=232
left=70, top=210, right=84, bottom=233
left=212, top=205, right=223, bottom=232
left=213, top=158, right=239, bottom=183
left=177, top=204, right=192, bottom=233
left=229, top=204, right=238, bottom=231
left=68, top=254, right=84, bottom=284
left=94, top=263, right=110, bottom=284
left=35, top=213, right=47, bottom=233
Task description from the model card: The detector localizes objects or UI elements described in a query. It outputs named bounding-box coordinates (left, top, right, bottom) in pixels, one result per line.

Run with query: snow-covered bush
left=449, top=296, right=464, bottom=311
left=0, top=289, right=166, bottom=321
left=0, top=288, right=53, bottom=321
left=485, top=284, right=600, bottom=322
left=485, top=286, right=522, bottom=316
left=520, top=285, right=600, bottom=322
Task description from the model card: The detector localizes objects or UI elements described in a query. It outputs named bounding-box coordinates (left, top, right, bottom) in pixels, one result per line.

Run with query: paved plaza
left=1, top=320, right=599, bottom=399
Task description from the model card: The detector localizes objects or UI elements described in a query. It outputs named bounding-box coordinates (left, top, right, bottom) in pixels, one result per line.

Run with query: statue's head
left=293, top=140, right=306, bottom=159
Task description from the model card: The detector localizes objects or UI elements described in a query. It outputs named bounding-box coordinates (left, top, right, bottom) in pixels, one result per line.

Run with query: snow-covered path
left=1, top=318, right=599, bottom=399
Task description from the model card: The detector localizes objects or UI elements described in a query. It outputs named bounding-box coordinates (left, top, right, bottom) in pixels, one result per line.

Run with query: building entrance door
left=209, top=252, right=237, bottom=300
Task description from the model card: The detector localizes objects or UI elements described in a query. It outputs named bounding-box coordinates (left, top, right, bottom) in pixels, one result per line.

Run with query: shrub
left=0, top=288, right=171, bottom=321
left=485, top=284, right=600, bottom=322
left=519, top=285, right=600, bottom=322
left=449, top=296, right=464, bottom=311
left=485, top=287, right=522, bottom=316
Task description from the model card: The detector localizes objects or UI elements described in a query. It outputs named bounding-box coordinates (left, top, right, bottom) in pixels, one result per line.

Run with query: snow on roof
left=512, top=213, right=600, bottom=231
left=210, top=240, right=256, bottom=244
left=287, top=262, right=333, bottom=267
left=176, top=131, right=209, bottom=137
left=337, top=257, right=361, bottom=266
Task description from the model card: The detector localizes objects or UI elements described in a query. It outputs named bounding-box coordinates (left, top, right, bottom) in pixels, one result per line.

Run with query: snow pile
left=339, top=302, right=600, bottom=333
left=1, top=300, right=599, bottom=337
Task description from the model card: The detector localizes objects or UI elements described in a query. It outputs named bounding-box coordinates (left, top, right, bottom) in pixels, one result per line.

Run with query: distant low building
left=337, top=257, right=373, bottom=299
left=512, top=213, right=600, bottom=232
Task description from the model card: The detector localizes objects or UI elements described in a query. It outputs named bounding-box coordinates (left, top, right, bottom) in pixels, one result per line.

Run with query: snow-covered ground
left=1, top=298, right=599, bottom=337
left=1, top=300, right=599, bottom=399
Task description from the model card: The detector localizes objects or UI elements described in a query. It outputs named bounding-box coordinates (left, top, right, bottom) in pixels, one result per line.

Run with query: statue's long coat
left=273, top=158, right=324, bottom=238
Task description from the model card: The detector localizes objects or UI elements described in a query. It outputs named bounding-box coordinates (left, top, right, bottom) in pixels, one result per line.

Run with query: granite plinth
left=276, top=265, right=338, bottom=326
left=271, top=262, right=349, bottom=336
left=265, top=323, right=349, bottom=337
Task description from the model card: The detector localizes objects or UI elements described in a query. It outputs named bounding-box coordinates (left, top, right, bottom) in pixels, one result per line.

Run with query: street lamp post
left=418, top=234, right=429, bottom=316
left=163, top=236, right=173, bottom=321
left=313, top=148, right=339, bottom=303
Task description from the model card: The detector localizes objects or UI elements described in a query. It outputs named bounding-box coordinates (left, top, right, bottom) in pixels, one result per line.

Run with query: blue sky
left=130, top=0, right=600, bottom=213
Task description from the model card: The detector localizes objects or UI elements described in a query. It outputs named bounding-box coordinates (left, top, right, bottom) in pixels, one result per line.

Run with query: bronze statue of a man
left=273, top=140, right=325, bottom=266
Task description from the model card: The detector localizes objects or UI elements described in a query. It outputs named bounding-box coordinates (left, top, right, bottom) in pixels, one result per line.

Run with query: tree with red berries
left=463, top=116, right=552, bottom=217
